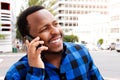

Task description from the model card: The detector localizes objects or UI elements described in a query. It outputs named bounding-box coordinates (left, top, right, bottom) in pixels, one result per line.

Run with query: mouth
left=50, top=38, right=61, bottom=44
left=49, top=36, right=62, bottom=44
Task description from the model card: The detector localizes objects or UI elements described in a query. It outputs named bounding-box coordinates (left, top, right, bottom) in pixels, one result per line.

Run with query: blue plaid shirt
left=5, top=42, right=103, bottom=80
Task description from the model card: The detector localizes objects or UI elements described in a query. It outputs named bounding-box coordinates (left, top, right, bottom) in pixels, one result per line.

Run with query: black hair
left=17, top=5, right=45, bottom=37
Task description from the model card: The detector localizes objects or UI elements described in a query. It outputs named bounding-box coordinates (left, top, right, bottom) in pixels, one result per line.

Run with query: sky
left=15, top=0, right=28, bottom=16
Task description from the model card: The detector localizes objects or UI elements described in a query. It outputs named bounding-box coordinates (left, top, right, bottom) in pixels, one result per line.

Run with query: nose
left=50, top=26, right=59, bottom=35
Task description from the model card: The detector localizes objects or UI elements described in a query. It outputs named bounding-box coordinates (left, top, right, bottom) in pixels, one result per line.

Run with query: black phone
left=25, top=35, right=41, bottom=48
left=25, top=35, right=33, bottom=42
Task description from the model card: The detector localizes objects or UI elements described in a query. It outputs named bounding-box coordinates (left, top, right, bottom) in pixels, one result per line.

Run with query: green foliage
left=63, top=35, right=79, bottom=43
left=28, top=0, right=45, bottom=6
left=16, top=28, right=22, bottom=40
left=97, top=38, right=103, bottom=45
left=0, top=34, right=6, bottom=39
left=28, top=0, right=56, bottom=15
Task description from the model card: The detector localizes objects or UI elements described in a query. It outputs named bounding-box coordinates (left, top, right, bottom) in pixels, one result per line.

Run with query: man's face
left=27, top=9, right=63, bottom=53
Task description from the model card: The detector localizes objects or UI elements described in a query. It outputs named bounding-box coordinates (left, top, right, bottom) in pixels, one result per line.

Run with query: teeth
left=50, top=38, right=60, bottom=43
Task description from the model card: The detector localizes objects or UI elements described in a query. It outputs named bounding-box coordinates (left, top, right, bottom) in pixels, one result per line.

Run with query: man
left=5, top=6, right=103, bottom=80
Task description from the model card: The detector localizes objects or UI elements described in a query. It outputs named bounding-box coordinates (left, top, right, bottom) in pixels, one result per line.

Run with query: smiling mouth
left=49, top=33, right=63, bottom=44
left=50, top=38, right=61, bottom=44
left=49, top=35, right=61, bottom=44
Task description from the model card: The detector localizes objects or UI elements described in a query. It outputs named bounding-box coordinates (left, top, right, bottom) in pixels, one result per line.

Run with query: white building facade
left=110, top=1, right=120, bottom=43
left=0, top=0, right=12, bottom=52
left=0, top=0, right=28, bottom=52
left=52, top=0, right=111, bottom=45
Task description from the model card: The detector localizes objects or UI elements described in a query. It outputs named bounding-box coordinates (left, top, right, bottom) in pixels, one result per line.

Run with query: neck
left=42, top=52, right=62, bottom=68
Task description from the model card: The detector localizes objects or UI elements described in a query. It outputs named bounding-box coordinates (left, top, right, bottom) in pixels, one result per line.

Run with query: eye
left=54, top=22, right=59, bottom=27
left=40, top=26, right=48, bottom=33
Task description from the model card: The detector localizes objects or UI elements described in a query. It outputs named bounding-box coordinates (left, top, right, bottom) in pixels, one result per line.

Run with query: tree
left=97, top=38, right=103, bottom=48
left=63, top=35, right=79, bottom=43
left=98, top=39, right=103, bottom=45
left=16, top=28, right=22, bottom=40
left=28, top=0, right=45, bottom=6
left=28, top=0, right=56, bottom=15
left=0, top=34, right=6, bottom=39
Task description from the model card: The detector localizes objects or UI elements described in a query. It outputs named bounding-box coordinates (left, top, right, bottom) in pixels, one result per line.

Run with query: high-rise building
left=0, top=0, right=28, bottom=52
left=52, top=0, right=110, bottom=44
left=52, top=0, right=109, bottom=32
left=0, top=0, right=12, bottom=52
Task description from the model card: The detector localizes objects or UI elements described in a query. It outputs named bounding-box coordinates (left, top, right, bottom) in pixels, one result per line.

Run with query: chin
left=49, top=49, right=63, bottom=54
left=43, top=44, right=63, bottom=55
left=50, top=45, right=63, bottom=53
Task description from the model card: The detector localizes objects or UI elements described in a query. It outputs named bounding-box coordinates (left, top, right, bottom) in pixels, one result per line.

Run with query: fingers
left=37, top=46, right=48, bottom=53
left=25, top=36, right=48, bottom=54
left=26, top=37, right=41, bottom=48
left=25, top=36, right=47, bottom=68
left=30, top=37, right=40, bottom=44
left=25, top=39, right=30, bottom=48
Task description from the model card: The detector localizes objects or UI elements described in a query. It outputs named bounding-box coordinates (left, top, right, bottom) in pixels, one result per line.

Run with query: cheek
left=39, top=33, right=49, bottom=42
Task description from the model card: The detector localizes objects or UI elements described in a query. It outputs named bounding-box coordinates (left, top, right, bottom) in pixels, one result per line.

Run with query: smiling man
left=5, top=6, right=103, bottom=80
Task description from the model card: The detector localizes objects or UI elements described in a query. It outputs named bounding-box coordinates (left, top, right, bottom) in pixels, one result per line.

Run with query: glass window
left=1, top=2, right=10, bottom=10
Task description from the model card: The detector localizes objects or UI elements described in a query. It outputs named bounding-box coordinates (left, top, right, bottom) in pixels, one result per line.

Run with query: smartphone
left=25, top=35, right=41, bottom=48
left=25, top=35, right=33, bottom=42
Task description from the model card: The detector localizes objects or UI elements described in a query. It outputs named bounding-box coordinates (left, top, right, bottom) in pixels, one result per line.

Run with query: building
left=109, top=1, right=120, bottom=43
left=0, top=0, right=28, bottom=52
left=0, top=0, right=12, bottom=52
left=51, top=0, right=110, bottom=45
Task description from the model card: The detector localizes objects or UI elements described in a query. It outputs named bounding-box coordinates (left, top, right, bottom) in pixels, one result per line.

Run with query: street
left=90, top=50, right=120, bottom=80
left=0, top=50, right=120, bottom=80
left=0, top=53, right=25, bottom=80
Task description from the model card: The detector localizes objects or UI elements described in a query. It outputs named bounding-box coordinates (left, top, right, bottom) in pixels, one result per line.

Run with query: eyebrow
left=42, top=19, right=57, bottom=26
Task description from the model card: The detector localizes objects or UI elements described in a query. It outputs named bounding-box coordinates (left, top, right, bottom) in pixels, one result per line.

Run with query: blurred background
left=0, top=0, right=120, bottom=53
left=0, top=0, right=120, bottom=80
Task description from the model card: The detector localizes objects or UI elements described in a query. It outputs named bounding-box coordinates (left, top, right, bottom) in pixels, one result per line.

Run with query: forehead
left=27, top=9, right=55, bottom=24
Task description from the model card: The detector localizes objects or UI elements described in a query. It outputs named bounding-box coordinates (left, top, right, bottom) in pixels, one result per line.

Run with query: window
left=73, top=23, right=77, bottom=26
left=65, top=10, right=68, bottom=14
left=1, top=19, right=10, bottom=21
left=1, top=24, right=10, bottom=27
left=59, top=16, right=64, bottom=20
left=69, top=23, right=72, bottom=26
left=65, top=23, right=68, bottom=26
left=59, top=4, right=64, bottom=7
left=69, top=10, right=72, bottom=14
left=2, top=28, right=11, bottom=31
left=59, top=23, right=63, bottom=26
left=111, top=28, right=119, bottom=33
left=1, top=13, right=10, bottom=15
left=59, top=10, right=64, bottom=14
left=1, top=2, right=10, bottom=10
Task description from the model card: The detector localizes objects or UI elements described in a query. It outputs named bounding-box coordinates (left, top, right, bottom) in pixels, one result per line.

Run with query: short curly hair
left=17, top=6, right=45, bottom=37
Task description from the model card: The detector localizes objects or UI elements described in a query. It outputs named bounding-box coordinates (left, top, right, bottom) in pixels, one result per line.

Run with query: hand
left=26, top=37, right=48, bottom=68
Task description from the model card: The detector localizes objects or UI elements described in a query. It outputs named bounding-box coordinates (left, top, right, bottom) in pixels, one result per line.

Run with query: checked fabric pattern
left=5, top=42, right=103, bottom=80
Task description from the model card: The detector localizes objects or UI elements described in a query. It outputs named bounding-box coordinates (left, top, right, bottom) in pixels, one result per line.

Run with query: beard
left=42, top=49, right=63, bottom=55
left=41, top=30, right=64, bottom=56
left=43, top=31, right=64, bottom=54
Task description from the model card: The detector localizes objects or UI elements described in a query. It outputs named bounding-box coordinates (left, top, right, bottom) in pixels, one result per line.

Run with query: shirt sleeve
left=4, top=66, right=45, bottom=80
left=26, top=67, right=45, bottom=80
left=87, top=52, right=104, bottom=80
